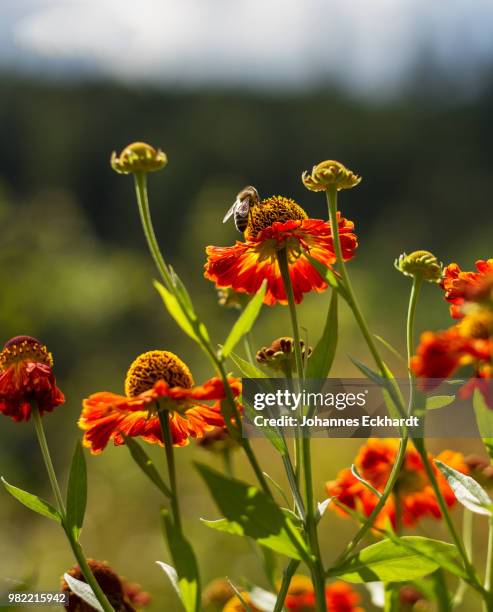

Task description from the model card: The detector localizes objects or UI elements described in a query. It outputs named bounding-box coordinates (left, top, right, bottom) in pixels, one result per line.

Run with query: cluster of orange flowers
left=219, top=576, right=362, bottom=612
left=326, top=439, right=468, bottom=529
left=412, top=258, right=493, bottom=404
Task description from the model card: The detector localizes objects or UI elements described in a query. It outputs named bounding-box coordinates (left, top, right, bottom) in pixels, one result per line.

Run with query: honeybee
left=222, top=186, right=260, bottom=233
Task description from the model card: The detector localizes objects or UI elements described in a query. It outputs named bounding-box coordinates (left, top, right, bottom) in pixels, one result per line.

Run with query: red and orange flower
left=326, top=439, right=467, bottom=529
left=79, top=350, right=240, bottom=454
left=222, top=576, right=362, bottom=612
left=441, top=259, right=493, bottom=318
left=0, top=336, right=65, bottom=422
left=205, top=196, right=357, bottom=306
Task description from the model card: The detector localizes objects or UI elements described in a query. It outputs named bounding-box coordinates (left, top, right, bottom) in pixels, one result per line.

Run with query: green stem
left=157, top=406, right=182, bottom=531
left=277, top=249, right=304, bottom=381
left=32, top=405, right=114, bottom=612
left=278, top=249, right=325, bottom=611
left=274, top=559, right=298, bottom=612
left=454, top=510, right=473, bottom=606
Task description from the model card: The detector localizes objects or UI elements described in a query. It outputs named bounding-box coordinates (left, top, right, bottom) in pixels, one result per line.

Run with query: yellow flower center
left=124, top=350, right=194, bottom=397
left=245, top=196, right=307, bottom=239
left=459, top=309, right=493, bottom=339
left=0, top=336, right=53, bottom=370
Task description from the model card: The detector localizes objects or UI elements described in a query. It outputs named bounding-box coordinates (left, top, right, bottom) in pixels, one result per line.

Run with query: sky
left=2, top=0, right=493, bottom=95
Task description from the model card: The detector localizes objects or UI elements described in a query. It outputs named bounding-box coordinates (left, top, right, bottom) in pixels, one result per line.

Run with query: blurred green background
left=0, top=72, right=491, bottom=611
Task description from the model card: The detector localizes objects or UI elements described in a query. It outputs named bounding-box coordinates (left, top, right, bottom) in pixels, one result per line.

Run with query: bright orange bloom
left=0, top=336, right=65, bottom=422
left=205, top=196, right=357, bottom=306
left=441, top=259, right=493, bottom=318
left=222, top=577, right=362, bottom=612
left=326, top=439, right=467, bottom=529
left=61, top=559, right=150, bottom=611
left=410, top=327, right=491, bottom=381
left=79, top=350, right=240, bottom=454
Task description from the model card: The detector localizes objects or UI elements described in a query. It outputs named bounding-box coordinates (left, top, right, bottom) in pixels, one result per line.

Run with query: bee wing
left=222, top=200, right=239, bottom=223
left=235, top=199, right=250, bottom=217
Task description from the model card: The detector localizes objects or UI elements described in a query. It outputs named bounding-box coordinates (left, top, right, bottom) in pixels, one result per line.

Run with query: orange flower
left=205, top=196, right=357, bottom=306
left=284, top=576, right=362, bottom=612
left=410, top=327, right=491, bottom=381
left=61, top=559, right=150, bottom=611
left=326, top=439, right=467, bottom=529
left=0, top=336, right=65, bottom=422
left=79, top=350, right=240, bottom=454
left=222, top=577, right=362, bottom=612
left=441, top=259, right=493, bottom=318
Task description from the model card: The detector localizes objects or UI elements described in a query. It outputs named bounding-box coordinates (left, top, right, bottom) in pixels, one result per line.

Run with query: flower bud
left=110, top=142, right=167, bottom=175
left=256, top=337, right=312, bottom=373
left=302, top=160, right=361, bottom=192
left=395, top=250, right=442, bottom=283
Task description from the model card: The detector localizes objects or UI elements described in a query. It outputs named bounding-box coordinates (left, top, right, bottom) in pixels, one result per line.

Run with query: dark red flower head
left=0, top=336, right=65, bottom=422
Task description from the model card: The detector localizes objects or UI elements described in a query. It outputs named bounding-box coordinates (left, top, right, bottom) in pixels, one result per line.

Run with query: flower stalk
left=32, top=404, right=115, bottom=612
left=157, top=404, right=182, bottom=531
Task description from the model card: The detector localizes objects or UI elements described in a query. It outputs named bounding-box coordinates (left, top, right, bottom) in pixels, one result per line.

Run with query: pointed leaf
left=63, top=573, right=103, bottom=612
left=1, top=477, right=61, bottom=523
left=426, top=395, right=456, bottom=410
left=374, top=335, right=406, bottom=364
left=305, top=255, right=347, bottom=297
left=249, top=587, right=277, bottom=611
left=306, top=292, right=338, bottom=378
left=124, top=436, right=171, bottom=498
left=329, top=537, right=457, bottom=583
left=222, top=281, right=267, bottom=358
left=229, top=352, right=267, bottom=378
left=156, top=561, right=181, bottom=598
left=66, top=440, right=87, bottom=540
left=154, top=281, right=209, bottom=344
left=196, top=463, right=311, bottom=562
left=473, top=389, right=493, bottom=461
left=351, top=465, right=382, bottom=499
left=161, top=510, right=200, bottom=612
left=435, top=459, right=493, bottom=516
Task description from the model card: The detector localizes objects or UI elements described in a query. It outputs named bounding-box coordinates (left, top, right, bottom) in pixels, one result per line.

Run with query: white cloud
left=8, top=0, right=493, bottom=92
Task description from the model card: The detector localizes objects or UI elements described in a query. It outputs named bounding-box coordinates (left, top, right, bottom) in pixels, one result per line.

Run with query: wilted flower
left=0, top=336, right=65, bottom=422
left=61, top=560, right=150, bottom=611
left=205, top=196, right=357, bottom=305
left=326, top=439, right=468, bottom=529
left=79, top=350, right=241, bottom=454
left=464, top=454, right=493, bottom=488
left=395, top=250, right=442, bottom=283
left=399, top=585, right=426, bottom=609
left=110, top=142, right=167, bottom=175
left=256, top=337, right=312, bottom=372
left=441, top=259, right=493, bottom=318
left=302, top=160, right=361, bottom=192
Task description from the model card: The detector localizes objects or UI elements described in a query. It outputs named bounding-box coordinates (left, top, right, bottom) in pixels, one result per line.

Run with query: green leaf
left=426, top=395, right=456, bottom=410
left=305, top=255, right=346, bottom=297
left=435, top=459, right=493, bottom=516
left=351, top=464, right=382, bottom=499
left=169, top=265, right=195, bottom=313
left=124, top=436, right=171, bottom=498
left=374, top=335, right=406, bottom=364
left=196, top=463, right=311, bottom=562
left=154, top=281, right=209, bottom=344
left=329, top=536, right=458, bottom=583
left=229, top=352, right=267, bottom=378
left=161, top=510, right=201, bottom=612
left=156, top=561, right=180, bottom=599
left=473, top=389, right=493, bottom=462
left=222, top=281, right=267, bottom=358
left=63, top=573, right=103, bottom=612
left=1, top=477, right=61, bottom=523
left=66, top=440, right=87, bottom=540
left=350, top=357, right=385, bottom=386
left=306, top=292, right=338, bottom=378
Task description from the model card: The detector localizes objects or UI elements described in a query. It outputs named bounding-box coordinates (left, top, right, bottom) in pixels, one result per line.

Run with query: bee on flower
left=79, top=350, right=241, bottom=454
left=205, top=195, right=357, bottom=305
